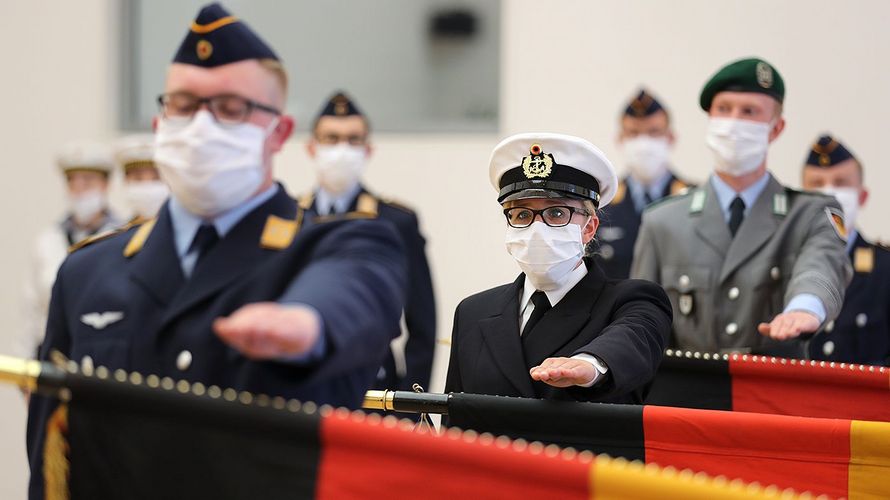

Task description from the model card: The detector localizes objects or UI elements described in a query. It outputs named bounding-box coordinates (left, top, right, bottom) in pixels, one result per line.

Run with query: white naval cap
left=56, top=140, right=114, bottom=175
left=113, top=134, right=156, bottom=172
left=489, top=132, right=618, bottom=208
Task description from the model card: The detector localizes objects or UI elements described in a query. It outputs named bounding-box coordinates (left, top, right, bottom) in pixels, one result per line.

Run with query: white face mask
left=69, top=190, right=106, bottom=225
left=313, top=143, right=367, bottom=195
left=622, top=136, right=670, bottom=184
left=124, top=180, right=170, bottom=218
left=706, top=117, right=772, bottom=177
left=505, top=221, right=586, bottom=291
left=154, top=110, right=276, bottom=218
left=818, top=186, right=861, bottom=230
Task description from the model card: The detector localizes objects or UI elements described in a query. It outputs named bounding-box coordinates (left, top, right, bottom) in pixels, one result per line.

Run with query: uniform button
left=176, top=350, right=192, bottom=371
left=678, top=275, right=691, bottom=288
left=81, top=355, right=94, bottom=373
left=600, top=244, right=614, bottom=260
left=825, top=320, right=835, bottom=333
left=856, top=313, right=868, bottom=328
left=770, top=266, right=781, bottom=280
left=725, top=323, right=738, bottom=335
left=822, top=341, right=835, bottom=356
left=728, top=287, right=740, bottom=300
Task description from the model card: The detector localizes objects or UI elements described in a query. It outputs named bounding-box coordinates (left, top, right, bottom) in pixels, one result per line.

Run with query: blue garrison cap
left=806, top=135, right=857, bottom=167
left=173, top=3, right=279, bottom=67
left=624, top=89, right=666, bottom=118
left=317, top=91, right=365, bottom=119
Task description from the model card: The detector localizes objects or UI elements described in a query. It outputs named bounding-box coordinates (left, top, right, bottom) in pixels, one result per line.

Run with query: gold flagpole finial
left=0, top=354, right=42, bottom=391
left=362, top=389, right=395, bottom=411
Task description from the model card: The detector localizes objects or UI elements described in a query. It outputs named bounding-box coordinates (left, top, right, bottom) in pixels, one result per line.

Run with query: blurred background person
left=801, top=135, right=889, bottom=365
left=114, top=133, right=169, bottom=222
left=632, top=58, right=851, bottom=357
left=593, top=89, right=692, bottom=279
left=300, top=91, right=436, bottom=393
left=20, top=141, right=120, bottom=361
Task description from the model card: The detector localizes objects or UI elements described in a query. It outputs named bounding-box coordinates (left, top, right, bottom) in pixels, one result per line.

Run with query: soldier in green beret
left=632, top=57, right=852, bottom=357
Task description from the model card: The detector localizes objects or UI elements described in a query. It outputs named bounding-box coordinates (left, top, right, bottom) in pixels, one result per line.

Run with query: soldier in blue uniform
left=300, top=92, right=436, bottom=392
left=27, top=4, right=407, bottom=498
left=592, top=89, right=692, bottom=278
left=802, top=135, right=889, bottom=365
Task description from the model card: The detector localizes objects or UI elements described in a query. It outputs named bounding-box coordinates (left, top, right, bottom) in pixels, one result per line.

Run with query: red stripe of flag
left=729, top=357, right=890, bottom=421
left=317, top=413, right=590, bottom=500
left=643, top=405, right=850, bottom=497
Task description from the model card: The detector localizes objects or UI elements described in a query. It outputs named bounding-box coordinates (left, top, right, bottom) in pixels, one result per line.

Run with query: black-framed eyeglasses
left=503, top=205, right=590, bottom=228
left=157, top=92, right=281, bottom=125
left=314, top=133, right=368, bottom=146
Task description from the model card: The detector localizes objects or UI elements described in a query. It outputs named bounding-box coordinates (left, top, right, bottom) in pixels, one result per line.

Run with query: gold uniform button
left=770, top=266, right=781, bottom=280
left=678, top=275, right=691, bottom=288
left=728, top=287, right=740, bottom=300
left=825, top=320, right=835, bottom=333
left=822, top=341, right=835, bottom=356
left=81, top=355, right=94, bottom=374
left=176, top=350, right=193, bottom=371
left=725, top=323, right=738, bottom=335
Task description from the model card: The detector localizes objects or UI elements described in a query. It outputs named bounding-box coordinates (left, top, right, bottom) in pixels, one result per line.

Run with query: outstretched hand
left=530, top=357, right=597, bottom=388
left=757, top=311, right=820, bottom=340
left=214, top=302, right=321, bottom=360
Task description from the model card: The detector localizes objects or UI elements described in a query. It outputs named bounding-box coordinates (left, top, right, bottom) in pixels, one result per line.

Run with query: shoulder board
left=68, top=219, right=143, bottom=254
left=644, top=186, right=697, bottom=212
left=669, top=179, right=693, bottom=196
left=123, top=218, right=158, bottom=257
left=612, top=181, right=627, bottom=205
left=784, top=186, right=830, bottom=199
left=380, top=195, right=415, bottom=214
left=312, top=212, right=378, bottom=224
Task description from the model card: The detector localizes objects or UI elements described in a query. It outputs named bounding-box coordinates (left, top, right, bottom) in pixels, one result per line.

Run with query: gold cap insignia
left=756, top=61, right=773, bottom=89
left=630, top=94, right=653, bottom=117
left=521, top=144, right=553, bottom=179
left=196, top=39, right=213, bottom=61
left=332, top=95, right=349, bottom=116
left=812, top=139, right=839, bottom=166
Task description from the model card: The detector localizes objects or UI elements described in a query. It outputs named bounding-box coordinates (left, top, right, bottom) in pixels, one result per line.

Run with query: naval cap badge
left=521, top=143, right=554, bottom=179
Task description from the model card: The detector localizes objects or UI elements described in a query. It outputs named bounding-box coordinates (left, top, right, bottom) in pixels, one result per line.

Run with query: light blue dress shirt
left=708, top=173, right=826, bottom=323
left=167, top=184, right=325, bottom=361
left=314, top=183, right=362, bottom=215
left=626, top=171, right=673, bottom=214
left=168, top=184, right=279, bottom=278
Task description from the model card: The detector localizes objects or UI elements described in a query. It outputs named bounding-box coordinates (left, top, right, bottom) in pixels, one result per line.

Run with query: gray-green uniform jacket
left=631, top=173, right=851, bottom=354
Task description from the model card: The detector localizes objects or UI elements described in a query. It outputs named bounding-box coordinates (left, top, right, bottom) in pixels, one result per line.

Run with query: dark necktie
left=643, top=191, right=654, bottom=206
left=728, top=196, right=745, bottom=237
left=521, top=291, right=552, bottom=341
left=188, top=224, right=219, bottom=270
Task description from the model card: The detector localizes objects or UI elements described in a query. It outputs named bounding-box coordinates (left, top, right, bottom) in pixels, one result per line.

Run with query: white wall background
left=1, top=1, right=888, bottom=497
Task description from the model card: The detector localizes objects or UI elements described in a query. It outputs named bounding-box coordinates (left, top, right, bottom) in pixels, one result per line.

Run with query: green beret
left=699, top=57, right=784, bottom=111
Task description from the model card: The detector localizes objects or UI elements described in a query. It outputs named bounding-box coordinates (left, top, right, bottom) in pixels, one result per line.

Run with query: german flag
left=446, top=393, right=890, bottom=499
left=9, top=357, right=794, bottom=500
left=645, top=350, right=890, bottom=421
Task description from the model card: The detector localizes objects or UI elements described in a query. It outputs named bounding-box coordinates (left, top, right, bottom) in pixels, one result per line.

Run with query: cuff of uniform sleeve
left=784, top=293, right=827, bottom=323
left=278, top=303, right=326, bottom=363
left=570, top=353, right=609, bottom=388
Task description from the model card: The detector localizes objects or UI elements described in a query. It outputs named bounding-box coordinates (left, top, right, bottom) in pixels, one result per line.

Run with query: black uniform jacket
left=444, top=259, right=671, bottom=405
